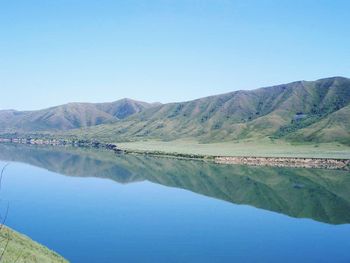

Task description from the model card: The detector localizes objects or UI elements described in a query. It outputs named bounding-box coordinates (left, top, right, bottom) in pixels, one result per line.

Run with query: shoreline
left=215, top=156, right=350, bottom=170
left=122, top=149, right=350, bottom=170
left=1, top=139, right=349, bottom=170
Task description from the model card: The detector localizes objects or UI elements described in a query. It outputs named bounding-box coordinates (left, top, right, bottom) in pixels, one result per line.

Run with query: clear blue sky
left=0, top=0, right=349, bottom=110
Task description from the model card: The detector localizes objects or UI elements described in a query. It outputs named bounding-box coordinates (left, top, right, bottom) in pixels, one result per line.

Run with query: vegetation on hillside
left=0, top=99, right=157, bottom=132
left=0, top=227, right=67, bottom=263
left=0, top=77, right=349, bottom=145
left=68, top=77, right=350, bottom=144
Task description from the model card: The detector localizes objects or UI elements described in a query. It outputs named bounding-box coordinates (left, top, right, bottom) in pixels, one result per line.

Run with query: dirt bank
left=215, top=156, right=350, bottom=170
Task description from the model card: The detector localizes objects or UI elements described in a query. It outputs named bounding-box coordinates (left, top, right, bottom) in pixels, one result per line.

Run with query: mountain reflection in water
left=0, top=143, right=349, bottom=225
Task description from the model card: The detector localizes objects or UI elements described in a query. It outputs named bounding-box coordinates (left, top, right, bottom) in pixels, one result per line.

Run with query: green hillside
left=0, top=99, right=157, bottom=132
left=69, top=77, right=350, bottom=144
left=287, top=104, right=350, bottom=144
left=1, top=77, right=349, bottom=145
left=0, top=226, right=67, bottom=263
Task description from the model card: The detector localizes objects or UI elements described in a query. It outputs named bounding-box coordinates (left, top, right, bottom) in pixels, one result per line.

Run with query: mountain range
left=0, top=98, right=157, bottom=131
left=1, top=76, right=350, bottom=144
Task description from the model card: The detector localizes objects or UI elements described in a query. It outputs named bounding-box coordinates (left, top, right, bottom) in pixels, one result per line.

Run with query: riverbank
left=118, top=139, right=350, bottom=159
left=118, top=140, right=350, bottom=170
left=120, top=149, right=350, bottom=170
left=215, top=156, right=350, bottom=170
left=1, top=138, right=350, bottom=170
left=0, top=226, right=67, bottom=263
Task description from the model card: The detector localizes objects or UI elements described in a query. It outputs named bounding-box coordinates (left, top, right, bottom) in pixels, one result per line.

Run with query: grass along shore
left=0, top=226, right=67, bottom=263
left=117, top=139, right=350, bottom=159
left=116, top=140, right=350, bottom=170
left=1, top=138, right=350, bottom=169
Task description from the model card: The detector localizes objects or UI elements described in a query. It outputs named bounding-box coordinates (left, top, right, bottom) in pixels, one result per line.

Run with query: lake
left=0, top=143, right=349, bottom=262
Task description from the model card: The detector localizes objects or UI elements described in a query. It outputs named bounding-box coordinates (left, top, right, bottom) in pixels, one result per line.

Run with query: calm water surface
left=0, top=144, right=349, bottom=262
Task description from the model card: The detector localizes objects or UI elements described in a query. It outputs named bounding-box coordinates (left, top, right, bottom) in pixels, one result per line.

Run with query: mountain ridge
left=68, top=76, right=350, bottom=144
left=0, top=98, right=159, bottom=132
left=1, top=76, right=350, bottom=144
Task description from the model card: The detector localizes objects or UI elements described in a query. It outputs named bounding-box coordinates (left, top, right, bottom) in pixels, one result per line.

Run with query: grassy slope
left=0, top=99, right=155, bottom=132
left=68, top=77, right=350, bottom=144
left=0, top=226, right=67, bottom=263
left=117, top=139, right=350, bottom=159
left=1, top=77, right=350, bottom=156
left=288, top=104, right=350, bottom=144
